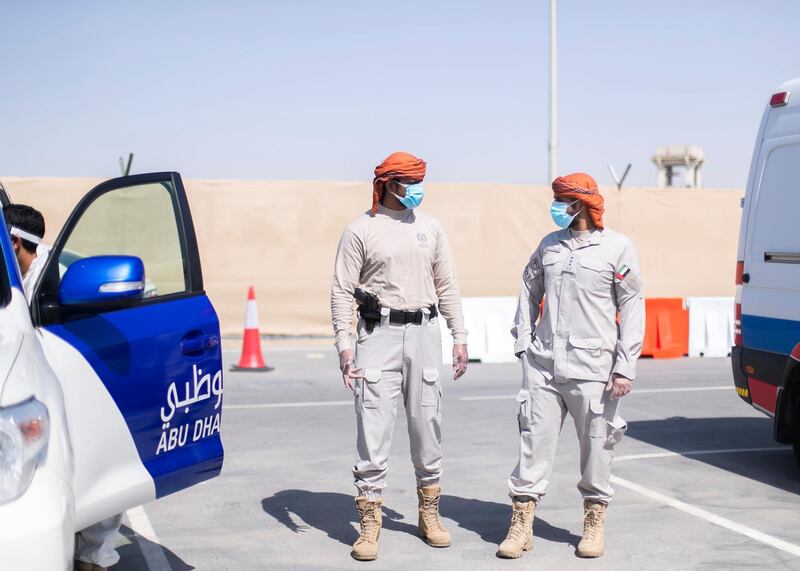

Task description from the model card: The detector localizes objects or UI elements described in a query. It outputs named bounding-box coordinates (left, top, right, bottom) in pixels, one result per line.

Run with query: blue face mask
left=392, top=182, right=424, bottom=209
left=550, top=200, right=580, bottom=228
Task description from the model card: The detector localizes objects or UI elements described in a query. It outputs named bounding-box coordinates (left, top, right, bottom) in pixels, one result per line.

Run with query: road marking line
left=616, top=446, right=787, bottom=462
left=127, top=506, right=173, bottom=571
left=458, top=386, right=730, bottom=402
left=226, top=400, right=352, bottom=410
left=610, top=476, right=800, bottom=558
left=224, top=345, right=336, bottom=354
left=634, top=386, right=731, bottom=394
left=306, top=353, right=325, bottom=359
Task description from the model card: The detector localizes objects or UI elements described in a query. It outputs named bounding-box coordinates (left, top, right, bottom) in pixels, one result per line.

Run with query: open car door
left=0, top=181, right=10, bottom=207
left=31, top=172, right=224, bottom=528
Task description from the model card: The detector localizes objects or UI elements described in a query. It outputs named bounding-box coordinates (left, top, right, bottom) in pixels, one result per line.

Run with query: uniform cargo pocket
left=516, top=389, right=531, bottom=432
left=570, top=337, right=602, bottom=351
left=589, top=398, right=607, bottom=437
left=588, top=398, right=626, bottom=447
left=421, top=368, right=440, bottom=407
left=605, top=416, right=627, bottom=448
left=567, top=336, right=603, bottom=379
left=362, top=369, right=382, bottom=409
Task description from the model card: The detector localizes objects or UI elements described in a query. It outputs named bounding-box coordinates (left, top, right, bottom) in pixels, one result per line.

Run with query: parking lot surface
left=115, top=348, right=800, bottom=570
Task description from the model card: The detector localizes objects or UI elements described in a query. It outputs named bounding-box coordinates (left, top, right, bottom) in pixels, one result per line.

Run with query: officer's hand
left=339, top=349, right=363, bottom=390
left=606, top=373, right=632, bottom=399
left=453, top=344, right=468, bottom=381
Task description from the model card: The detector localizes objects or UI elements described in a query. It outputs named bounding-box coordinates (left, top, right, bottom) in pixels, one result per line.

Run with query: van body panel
left=734, top=78, right=800, bottom=454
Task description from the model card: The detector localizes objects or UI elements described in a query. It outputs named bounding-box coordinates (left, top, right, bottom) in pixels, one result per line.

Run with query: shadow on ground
left=117, top=525, right=195, bottom=571
left=441, top=495, right=581, bottom=547
left=261, top=490, right=417, bottom=546
left=261, top=490, right=580, bottom=549
left=626, top=416, right=800, bottom=494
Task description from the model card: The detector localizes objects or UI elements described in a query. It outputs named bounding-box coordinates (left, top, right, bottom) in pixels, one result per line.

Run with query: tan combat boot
left=352, top=497, right=383, bottom=561
left=417, top=484, right=451, bottom=547
left=576, top=500, right=606, bottom=558
left=496, top=499, right=535, bottom=558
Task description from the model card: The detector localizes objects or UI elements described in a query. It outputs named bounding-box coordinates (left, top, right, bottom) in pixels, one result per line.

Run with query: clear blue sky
left=1, top=1, right=797, bottom=187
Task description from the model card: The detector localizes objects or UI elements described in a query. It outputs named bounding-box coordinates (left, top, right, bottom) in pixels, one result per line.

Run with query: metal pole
left=549, top=0, right=557, bottom=182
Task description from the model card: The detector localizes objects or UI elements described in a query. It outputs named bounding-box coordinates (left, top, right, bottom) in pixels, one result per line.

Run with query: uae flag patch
left=615, top=264, right=631, bottom=281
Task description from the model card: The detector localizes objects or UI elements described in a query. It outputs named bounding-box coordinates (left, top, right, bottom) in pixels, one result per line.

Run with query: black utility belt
left=388, top=306, right=439, bottom=325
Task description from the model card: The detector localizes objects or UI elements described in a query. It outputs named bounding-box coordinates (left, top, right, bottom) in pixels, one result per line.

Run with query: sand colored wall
left=2, top=176, right=743, bottom=336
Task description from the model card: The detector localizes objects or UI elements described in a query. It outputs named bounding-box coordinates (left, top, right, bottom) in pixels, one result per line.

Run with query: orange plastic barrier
left=641, top=298, right=689, bottom=359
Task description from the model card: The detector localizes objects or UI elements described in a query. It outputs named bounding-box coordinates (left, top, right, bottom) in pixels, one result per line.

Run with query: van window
left=748, top=142, right=800, bottom=259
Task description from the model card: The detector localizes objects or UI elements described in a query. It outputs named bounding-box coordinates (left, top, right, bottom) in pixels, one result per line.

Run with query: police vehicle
left=0, top=173, right=224, bottom=568
left=733, top=78, right=800, bottom=468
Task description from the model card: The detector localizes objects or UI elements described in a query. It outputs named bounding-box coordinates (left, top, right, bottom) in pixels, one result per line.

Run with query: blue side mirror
left=59, top=255, right=145, bottom=307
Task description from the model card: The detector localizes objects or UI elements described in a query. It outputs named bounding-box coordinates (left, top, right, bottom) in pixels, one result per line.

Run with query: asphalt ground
left=114, top=348, right=800, bottom=571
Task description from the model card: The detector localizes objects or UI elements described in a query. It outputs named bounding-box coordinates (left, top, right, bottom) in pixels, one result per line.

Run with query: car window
left=58, top=181, right=187, bottom=298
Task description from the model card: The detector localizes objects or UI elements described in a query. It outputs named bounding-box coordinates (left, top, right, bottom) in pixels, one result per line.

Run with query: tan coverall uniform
left=508, top=227, right=644, bottom=504
left=331, top=205, right=466, bottom=498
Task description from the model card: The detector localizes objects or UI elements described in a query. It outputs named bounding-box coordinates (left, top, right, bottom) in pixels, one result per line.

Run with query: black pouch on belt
left=354, top=287, right=382, bottom=333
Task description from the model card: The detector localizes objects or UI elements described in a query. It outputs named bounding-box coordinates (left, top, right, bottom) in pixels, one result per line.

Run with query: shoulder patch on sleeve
left=616, top=264, right=643, bottom=292
left=524, top=265, right=535, bottom=283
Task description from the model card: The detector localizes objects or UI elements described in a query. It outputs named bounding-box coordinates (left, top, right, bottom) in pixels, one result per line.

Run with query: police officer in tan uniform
left=331, top=151, right=468, bottom=561
left=497, top=173, right=644, bottom=560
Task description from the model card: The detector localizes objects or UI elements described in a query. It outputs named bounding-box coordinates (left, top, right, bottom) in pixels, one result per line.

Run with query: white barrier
left=441, top=295, right=733, bottom=364
left=687, top=297, right=734, bottom=358
left=440, top=296, right=518, bottom=364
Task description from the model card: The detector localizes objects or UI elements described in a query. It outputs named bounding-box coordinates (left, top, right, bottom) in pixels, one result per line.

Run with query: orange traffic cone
left=231, top=286, right=273, bottom=372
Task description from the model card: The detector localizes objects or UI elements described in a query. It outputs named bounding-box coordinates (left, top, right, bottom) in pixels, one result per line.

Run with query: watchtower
left=652, top=145, right=704, bottom=188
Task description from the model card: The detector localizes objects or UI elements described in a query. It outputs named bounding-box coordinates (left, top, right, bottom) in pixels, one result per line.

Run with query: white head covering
left=9, top=226, right=43, bottom=245
left=8, top=225, right=49, bottom=302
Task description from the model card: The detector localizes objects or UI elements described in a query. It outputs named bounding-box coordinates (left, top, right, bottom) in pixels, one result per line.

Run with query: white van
left=733, top=78, right=800, bottom=466
left=0, top=173, right=224, bottom=569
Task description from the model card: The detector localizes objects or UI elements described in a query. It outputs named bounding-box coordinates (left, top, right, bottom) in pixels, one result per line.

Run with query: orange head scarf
left=551, top=172, right=605, bottom=230
left=371, top=151, right=427, bottom=215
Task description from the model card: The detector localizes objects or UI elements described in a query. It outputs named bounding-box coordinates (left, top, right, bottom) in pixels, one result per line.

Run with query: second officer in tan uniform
left=331, top=151, right=468, bottom=561
left=497, top=173, right=644, bottom=560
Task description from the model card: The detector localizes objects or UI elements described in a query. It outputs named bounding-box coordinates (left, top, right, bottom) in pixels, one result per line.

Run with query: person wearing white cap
left=3, top=203, right=124, bottom=571
left=4, top=204, right=51, bottom=302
